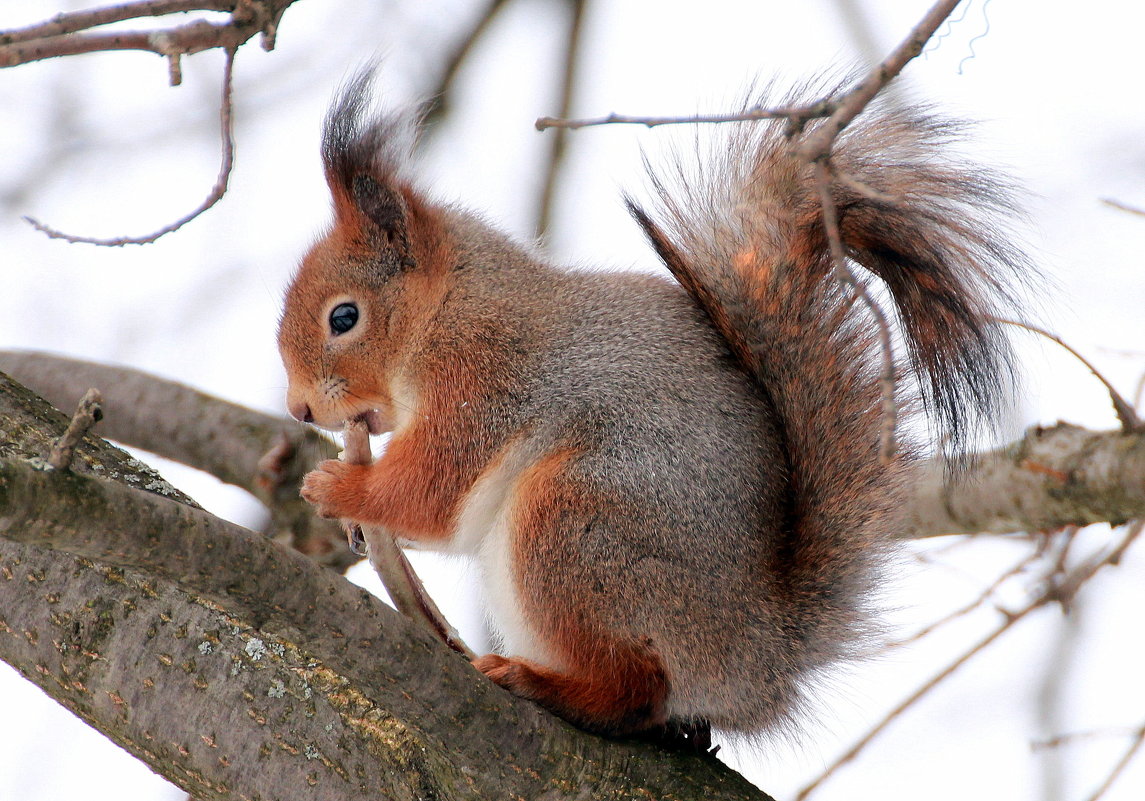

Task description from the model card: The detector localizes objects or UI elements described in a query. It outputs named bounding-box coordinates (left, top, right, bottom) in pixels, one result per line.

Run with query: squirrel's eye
left=328, top=302, right=359, bottom=335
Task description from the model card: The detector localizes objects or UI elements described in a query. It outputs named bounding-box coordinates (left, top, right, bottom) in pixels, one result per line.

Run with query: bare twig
left=1034, top=726, right=1145, bottom=751
left=24, top=47, right=237, bottom=246
left=1101, top=198, right=1145, bottom=217
left=813, top=161, right=897, bottom=462
left=535, top=0, right=588, bottom=238
left=797, top=520, right=1143, bottom=800
left=882, top=548, right=1042, bottom=650
left=1084, top=723, right=1145, bottom=801
left=0, top=0, right=295, bottom=67
left=996, top=317, right=1141, bottom=431
left=534, top=0, right=958, bottom=142
left=0, top=1, right=233, bottom=45
left=1034, top=538, right=1084, bottom=801
left=341, top=422, right=477, bottom=660
left=795, top=0, right=966, bottom=163
left=536, top=101, right=835, bottom=132
left=420, top=0, right=510, bottom=128
left=47, top=388, right=103, bottom=471
left=828, top=164, right=900, bottom=203
left=798, top=601, right=1034, bottom=799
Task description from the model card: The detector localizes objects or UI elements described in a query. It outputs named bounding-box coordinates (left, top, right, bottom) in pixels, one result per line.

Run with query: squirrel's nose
left=288, top=401, right=315, bottom=424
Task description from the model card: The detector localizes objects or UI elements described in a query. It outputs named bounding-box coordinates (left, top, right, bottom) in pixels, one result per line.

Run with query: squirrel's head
left=278, top=73, right=452, bottom=434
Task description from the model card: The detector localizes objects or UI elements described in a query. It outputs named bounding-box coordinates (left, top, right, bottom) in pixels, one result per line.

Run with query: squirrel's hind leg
left=472, top=643, right=669, bottom=736
left=473, top=448, right=672, bottom=735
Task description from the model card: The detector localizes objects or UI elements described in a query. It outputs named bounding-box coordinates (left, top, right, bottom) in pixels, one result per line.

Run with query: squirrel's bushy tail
left=629, top=90, right=1032, bottom=663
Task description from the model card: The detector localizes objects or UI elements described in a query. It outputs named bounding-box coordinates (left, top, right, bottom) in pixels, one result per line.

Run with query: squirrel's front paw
left=300, top=459, right=368, bottom=520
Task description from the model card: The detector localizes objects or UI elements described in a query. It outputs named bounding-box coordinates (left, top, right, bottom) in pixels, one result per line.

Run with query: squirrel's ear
left=351, top=173, right=409, bottom=252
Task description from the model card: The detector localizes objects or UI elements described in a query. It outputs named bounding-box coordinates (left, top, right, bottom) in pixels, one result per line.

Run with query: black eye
left=329, top=302, right=359, bottom=335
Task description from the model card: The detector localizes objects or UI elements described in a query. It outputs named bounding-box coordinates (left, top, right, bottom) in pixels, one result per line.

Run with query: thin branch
left=0, top=0, right=294, bottom=68
left=829, top=163, right=900, bottom=203
left=797, top=520, right=1143, bottom=800
left=420, top=0, right=509, bottom=128
left=813, top=160, right=897, bottom=462
left=536, top=101, right=835, bottom=131
left=1084, top=722, right=1145, bottom=801
left=1101, top=198, right=1145, bottom=217
left=1034, top=727, right=1145, bottom=751
left=795, top=0, right=966, bottom=163
left=536, top=0, right=964, bottom=165
left=997, top=317, right=1141, bottom=431
left=47, top=388, right=103, bottom=470
left=882, top=547, right=1042, bottom=650
left=533, top=0, right=955, bottom=141
left=1034, top=540, right=1084, bottom=801
left=535, top=0, right=588, bottom=238
left=23, top=47, right=237, bottom=246
left=342, top=422, right=477, bottom=660
left=799, top=599, right=1032, bottom=799
left=0, top=1, right=234, bottom=45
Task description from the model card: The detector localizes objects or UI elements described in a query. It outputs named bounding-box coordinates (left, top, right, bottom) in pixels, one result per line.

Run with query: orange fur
left=281, top=75, right=1034, bottom=742
left=473, top=448, right=671, bottom=732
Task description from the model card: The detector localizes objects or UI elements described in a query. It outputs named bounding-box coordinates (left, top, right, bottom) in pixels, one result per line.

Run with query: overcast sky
left=2, top=1, right=1144, bottom=799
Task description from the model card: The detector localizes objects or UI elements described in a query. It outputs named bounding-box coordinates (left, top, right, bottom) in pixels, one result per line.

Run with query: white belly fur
left=449, top=444, right=556, bottom=667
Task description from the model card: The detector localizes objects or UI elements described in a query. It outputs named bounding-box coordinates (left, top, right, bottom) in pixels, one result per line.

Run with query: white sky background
left=1, top=1, right=1143, bottom=799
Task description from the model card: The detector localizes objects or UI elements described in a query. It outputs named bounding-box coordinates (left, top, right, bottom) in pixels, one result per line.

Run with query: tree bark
left=0, top=350, right=355, bottom=571
left=906, top=422, right=1145, bottom=537
left=0, top=368, right=773, bottom=801
left=4, top=350, right=1142, bottom=543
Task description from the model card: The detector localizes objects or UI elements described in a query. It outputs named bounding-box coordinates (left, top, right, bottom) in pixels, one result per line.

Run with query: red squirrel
left=277, top=73, right=1030, bottom=741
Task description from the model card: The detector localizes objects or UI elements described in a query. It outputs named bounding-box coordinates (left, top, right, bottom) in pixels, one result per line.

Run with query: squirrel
left=277, top=72, right=1030, bottom=743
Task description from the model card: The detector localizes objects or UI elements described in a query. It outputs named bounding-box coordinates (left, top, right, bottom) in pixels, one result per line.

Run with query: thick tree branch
left=0, top=351, right=353, bottom=569
left=906, top=423, right=1145, bottom=537
left=0, top=369, right=772, bottom=800
left=7, top=352, right=1143, bottom=542
left=0, top=351, right=323, bottom=493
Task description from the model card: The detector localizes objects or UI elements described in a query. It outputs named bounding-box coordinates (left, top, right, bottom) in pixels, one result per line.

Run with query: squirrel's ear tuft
left=321, top=68, right=417, bottom=240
